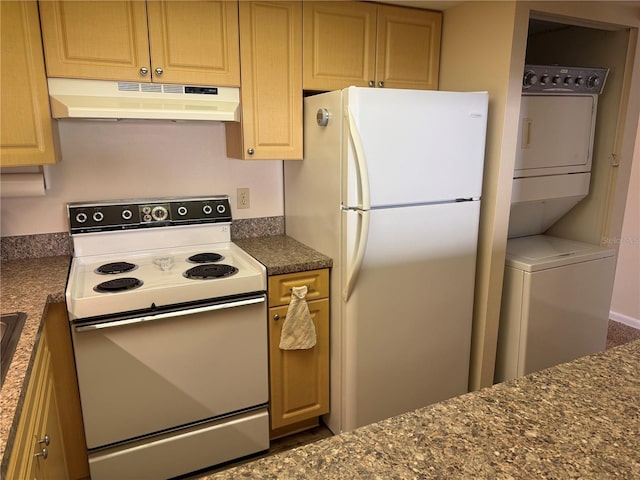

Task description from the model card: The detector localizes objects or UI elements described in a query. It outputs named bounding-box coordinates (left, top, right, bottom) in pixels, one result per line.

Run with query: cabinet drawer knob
left=38, top=434, right=50, bottom=446
left=34, top=447, right=49, bottom=460
left=273, top=314, right=280, bottom=321
left=368, top=80, right=375, bottom=87
left=378, top=81, right=384, bottom=88
left=247, top=148, right=255, bottom=155
left=140, top=67, right=149, bottom=76
left=155, top=67, right=164, bottom=76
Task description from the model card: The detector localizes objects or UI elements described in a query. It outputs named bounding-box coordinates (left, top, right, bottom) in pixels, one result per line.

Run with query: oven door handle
left=73, top=295, right=266, bottom=332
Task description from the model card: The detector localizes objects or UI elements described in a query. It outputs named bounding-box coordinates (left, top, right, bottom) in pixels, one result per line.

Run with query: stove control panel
left=522, top=65, right=608, bottom=94
left=68, top=196, right=231, bottom=233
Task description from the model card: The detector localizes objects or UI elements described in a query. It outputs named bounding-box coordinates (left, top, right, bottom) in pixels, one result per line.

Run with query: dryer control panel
left=522, top=65, right=608, bottom=94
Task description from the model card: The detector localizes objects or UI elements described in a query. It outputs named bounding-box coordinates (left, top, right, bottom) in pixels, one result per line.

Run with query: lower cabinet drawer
left=268, top=269, right=329, bottom=307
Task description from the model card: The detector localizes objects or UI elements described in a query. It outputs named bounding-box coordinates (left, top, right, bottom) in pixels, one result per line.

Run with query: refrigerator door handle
left=346, top=107, right=371, bottom=210
left=344, top=209, right=370, bottom=302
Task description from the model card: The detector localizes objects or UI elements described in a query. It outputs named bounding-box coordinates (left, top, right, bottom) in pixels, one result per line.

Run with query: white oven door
left=71, top=294, right=268, bottom=450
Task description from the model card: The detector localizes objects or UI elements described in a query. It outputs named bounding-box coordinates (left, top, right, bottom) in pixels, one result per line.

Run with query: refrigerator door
left=343, top=87, right=488, bottom=209
left=340, top=200, right=480, bottom=431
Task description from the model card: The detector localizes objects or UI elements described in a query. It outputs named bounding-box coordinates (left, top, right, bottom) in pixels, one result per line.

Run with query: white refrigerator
left=284, top=87, right=489, bottom=433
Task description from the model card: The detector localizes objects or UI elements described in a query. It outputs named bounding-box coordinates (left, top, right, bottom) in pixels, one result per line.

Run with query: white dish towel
left=279, top=285, right=317, bottom=350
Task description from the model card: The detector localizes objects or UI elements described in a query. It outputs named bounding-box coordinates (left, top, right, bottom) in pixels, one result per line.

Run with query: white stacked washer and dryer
left=495, top=65, right=617, bottom=382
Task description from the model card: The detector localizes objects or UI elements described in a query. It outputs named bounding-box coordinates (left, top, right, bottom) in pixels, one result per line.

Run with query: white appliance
left=496, top=65, right=616, bottom=383
left=65, top=196, right=269, bottom=480
left=284, top=87, right=489, bottom=433
left=48, top=78, right=240, bottom=121
left=495, top=235, right=615, bottom=381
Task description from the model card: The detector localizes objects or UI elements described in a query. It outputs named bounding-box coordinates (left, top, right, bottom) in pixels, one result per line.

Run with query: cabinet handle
left=155, top=67, right=164, bottom=76
left=378, top=81, right=384, bottom=88
left=38, top=434, right=50, bottom=446
left=368, top=80, right=375, bottom=87
left=247, top=148, right=255, bottom=155
left=34, top=448, right=49, bottom=460
left=140, top=67, right=148, bottom=76
left=273, top=314, right=280, bottom=321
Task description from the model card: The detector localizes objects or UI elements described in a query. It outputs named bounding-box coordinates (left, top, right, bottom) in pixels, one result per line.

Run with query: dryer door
left=515, top=95, right=596, bottom=177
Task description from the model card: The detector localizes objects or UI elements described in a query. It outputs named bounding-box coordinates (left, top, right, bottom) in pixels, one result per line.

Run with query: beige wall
left=440, top=1, right=528, bottom=390
left=0, top=120, right=284, bottom=236
left=610, top=121, right=640, bottom=326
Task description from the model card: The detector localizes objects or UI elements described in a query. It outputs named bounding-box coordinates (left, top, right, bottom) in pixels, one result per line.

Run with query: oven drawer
left=88, top=407, right=269, bottom=480
left=268, top=268, right=329, bottom=307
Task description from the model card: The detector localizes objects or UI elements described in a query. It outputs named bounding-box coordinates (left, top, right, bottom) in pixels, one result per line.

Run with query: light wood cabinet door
left=5, top=330, right=47, bottom=480
left=39, top=1, right=240, bottom=86
left=303, top=1, right=377, bottom=90
left=146, top=1, right=240, bottom=85
left=302, top=2, right=441, bottom=91
left=269, top=298, right=330, bottom=430
left=5, top=331, right=69, bottom=480
left=1, top=1, right=58, bottom=167
left=37, top=373, right=69, bottom=480
left=39, top=1, right=151, bottom=82
left=226, top=1, right=302, bottom=160
left=375, top=5, right=441, bottom=90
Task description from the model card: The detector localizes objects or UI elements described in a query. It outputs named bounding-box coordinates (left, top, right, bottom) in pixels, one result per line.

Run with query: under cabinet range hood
left=47, top=78, right=240, bottom=121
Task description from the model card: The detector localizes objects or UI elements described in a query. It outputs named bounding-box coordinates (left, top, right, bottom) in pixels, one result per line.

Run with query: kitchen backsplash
left=0, top=120, right=284, bottom=237
left=0, top=216, right=284, bottom=261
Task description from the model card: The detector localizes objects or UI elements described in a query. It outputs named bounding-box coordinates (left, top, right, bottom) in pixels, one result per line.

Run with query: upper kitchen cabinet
left=1, top=1, right=58, bottom=166
left=303, top=1, right=377, bottom=91
left=375, top=5, right=441, bottom=90
left=38, top=1, right=240, bottom=86
left=225, top=1, right=302, bottom=160
left=303, top=2, right=442, bottom=91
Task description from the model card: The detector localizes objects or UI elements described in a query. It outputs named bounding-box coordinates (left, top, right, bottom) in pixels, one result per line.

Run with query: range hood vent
left=48, top=78, right=240, bottom=122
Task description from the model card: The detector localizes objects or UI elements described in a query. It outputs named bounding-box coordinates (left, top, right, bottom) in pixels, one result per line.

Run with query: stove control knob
left=203, top=205, right=213, bottom=215
left=75, top=212, right=88, bottom=224
left=216, top=204, right=226, bottom=214
left=121, top=209, right=133, bottom=220
left=151, top=206, right=168, bottom=221
left=177, top=206, right=188, bottom=216
left=523, top=70, right=538, bottom=87
left=587, top=74, right=601, bottom=89
left=552, top=75, right=561, bottom=84
left=564, top=76, right=574, bottom=85
left=93, top=211, right=104, bottom=222
left=540, top=74, right=549, bottom=85
left=575, top=76, right=584, bottom=86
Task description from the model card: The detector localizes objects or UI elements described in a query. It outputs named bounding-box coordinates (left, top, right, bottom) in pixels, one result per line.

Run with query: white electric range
left=65, top=196, right=269, bottom=480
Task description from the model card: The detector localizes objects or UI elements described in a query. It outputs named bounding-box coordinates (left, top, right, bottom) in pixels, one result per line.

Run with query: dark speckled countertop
left=204, top=341, right=640, bottom=479
left=235, top=235, right=332, bottom=275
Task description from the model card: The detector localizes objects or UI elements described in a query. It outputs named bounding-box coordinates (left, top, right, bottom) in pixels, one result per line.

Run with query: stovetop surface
left=67, top=242, right=266, bottom=320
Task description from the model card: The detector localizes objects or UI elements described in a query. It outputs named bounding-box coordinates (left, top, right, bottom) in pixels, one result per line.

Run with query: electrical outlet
left=237, top=188, right=250, bottom=209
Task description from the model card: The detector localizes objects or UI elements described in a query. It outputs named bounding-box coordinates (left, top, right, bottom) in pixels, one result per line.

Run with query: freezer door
left=343, top=87, right=488, bottom=208
left=340, top=201, right=480, bottom=431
